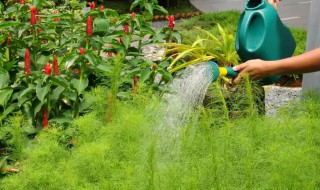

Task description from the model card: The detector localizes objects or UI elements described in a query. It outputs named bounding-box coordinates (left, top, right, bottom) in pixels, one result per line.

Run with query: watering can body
left=235, top=0, right=296, bottom=85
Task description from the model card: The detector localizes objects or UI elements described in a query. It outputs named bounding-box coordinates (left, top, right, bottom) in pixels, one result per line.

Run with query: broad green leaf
left=157, top=68, right=172, bottom=81
left=130, top=0, right=141, bottom=11
left=3, top=60, right=17, bottom=71
left=140, top=67, right=152, bottom=82
left=84, top=52, right=98, bottom=66
left=97, top=65, right=112, bottom=74
left=50, top=116, right=74, bottom=124
left=0, top=68, right=9, bottom=88
left=18, top=96, right=29, bottom=107
left=0, top=88, right=13, bottom=107
left=0, top=21, right=20, bottom=29
left=1, top=103, right=17, bottom=120
left=50, top=76, right=69, bottom=88
left=36, top=83, right=51, bottom=103
left=34, top=101, right=44, bottom=116
left=64, top=53, right=79, bottom=69
left=19, top=84, right=35, bottom=98
left=93, top=18, right=109, bottom=32
left=145, top=3, right=153, bottom=15
left=122, top=35, right=130, bottom=50
left=141, top=25, right=156, bottom=35
left=51, top=86, right=65, bottom=101
left=154, top=5, right=168, bottom=15
left=172, top=32, right=182, bottom=44
left=71, top=78, right=88, bottom=94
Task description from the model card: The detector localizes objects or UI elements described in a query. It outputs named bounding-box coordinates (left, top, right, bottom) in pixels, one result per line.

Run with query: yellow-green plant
left=162, top=24, right=239, bottom=73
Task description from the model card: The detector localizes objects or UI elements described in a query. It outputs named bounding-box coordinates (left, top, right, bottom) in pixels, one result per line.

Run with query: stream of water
left=161, top=62, right=214, bottom=128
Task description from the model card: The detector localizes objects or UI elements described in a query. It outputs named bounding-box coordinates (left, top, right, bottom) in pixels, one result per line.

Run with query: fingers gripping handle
left=226, top=67, right=239, bottom=78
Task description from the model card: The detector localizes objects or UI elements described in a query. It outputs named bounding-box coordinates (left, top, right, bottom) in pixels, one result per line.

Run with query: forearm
left=272, top=48, right=320, bottom=75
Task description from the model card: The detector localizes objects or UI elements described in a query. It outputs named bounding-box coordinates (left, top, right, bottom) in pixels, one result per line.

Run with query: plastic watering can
left=208, top=0, right=296, bottom=84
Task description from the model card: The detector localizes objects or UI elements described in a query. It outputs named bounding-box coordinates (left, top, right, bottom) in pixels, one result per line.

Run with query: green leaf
left=157, top=68, right=172, bottom=81
left=141, top=25, right=156, bottom=35
left=154, top=5, right=168, bottom=15
left=19, top=84, right=35, bottom=98
left=36, top=83, right=51, bottom=103
left=140, top=67, right=152, bottom=82
left=51, top=86, right=65, bottom=101
left=172, top=32, right=182, bottom=43
left=130, top=0, right=141, bottom=11
left=93, top=18, right=110, bottom=32
left=50, top=76, right=69, bottom=88
left=50, top=116, right=74, bottom=124
left=145, top=3, right=154, bottom=16
left=0, top=68, right=9, bottom=88
left=63, top=53, right=79, bottom=69
left=0, top=88, right=13, bottom=107
left=84, top=52, right=98, bottom=66
left=1, top=103, right=17, bottom=120
left=3, top=61, right=17, bottom=71
left=71, top=78, right=88, bottom=94
left=0, top=21, right=20, bottom=29
left=97, top=65, right=112, bottom=74
left=122, top=35, right=130, bottom=50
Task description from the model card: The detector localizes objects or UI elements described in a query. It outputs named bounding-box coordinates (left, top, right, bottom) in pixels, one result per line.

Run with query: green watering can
left=209, top=0, right=296, bottom=84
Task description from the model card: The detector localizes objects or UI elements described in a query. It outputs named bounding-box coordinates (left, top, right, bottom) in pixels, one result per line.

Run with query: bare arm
left=233, top=48, right=320, bottom=84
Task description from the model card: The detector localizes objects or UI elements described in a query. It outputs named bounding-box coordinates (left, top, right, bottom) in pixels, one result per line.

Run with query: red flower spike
left=86, top=16, right=93, bottom=37
left=131, top=12, right=136, bottom=18
left=24, top=49, right=31, bottom=75
left=88, top=2, right=95, bottom=11
left=30, top=7, right=37, bottom=26
left=80, top=47, right=85, bottom=55
left=54, top=10, right=59, bottom=22
left=7, top=38, right=11, bottom=45
left=100, top=6, right=104, bottom=12
left=19, top=0, right=25, bottom=4
left=119, top=37, right=123, bottom=44
left=43, top=63, right=52, bottom=75
left=107, top=52, right=113, bottom=57
left=123, top=25, right=129, bottom=34
left=168, top=15, right=175, bottom=30
left=53, top=55, right=60, bottom=76
left=42, top=108, right=48, bottom=129
left=133, top=75, right=138, bottom=93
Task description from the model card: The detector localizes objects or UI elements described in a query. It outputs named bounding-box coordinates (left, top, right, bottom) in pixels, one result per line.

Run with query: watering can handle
left=225, top=67, right=238, bottom=78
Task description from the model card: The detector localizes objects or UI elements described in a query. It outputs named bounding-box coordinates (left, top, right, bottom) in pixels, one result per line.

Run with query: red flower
left=119, top=37, right=123, bottom=44
left=24, top=49, right=31, bottom=75
left=53, top=55, right=60, bottom=76
left=107, top=52, right=113, bottom=57
left=7, top=33, right=11, bottom=45
left=30, top=6, right=37, bottom=26
left=168, top=15, right=175, bottom=30
left=54, top=10, right=59, bottom=22
left=100, top=6, right=104, bottom=12
left=123, top=25, right=129, bottom=34
left=131, top=12, right=136, bottom=18
left=86, top=16, right=93, bottom=37
left=42, top=108, right=48, bottom=129
left=88, top=2, right=95, bottom=11
left=19, top=0, right=25, bottom=4
left=43, top=63, right=52, bottom=75
left=133, top=75, right=138, bottom=93
left=80, top=47, right=85, bottom=55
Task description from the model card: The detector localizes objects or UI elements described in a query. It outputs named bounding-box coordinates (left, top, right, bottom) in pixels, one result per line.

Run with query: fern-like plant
left=162, top=24, right=239, bottom=73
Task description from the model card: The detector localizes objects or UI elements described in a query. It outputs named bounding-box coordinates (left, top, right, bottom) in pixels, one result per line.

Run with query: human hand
left=232, top=59, right=276, bottom=84
left=267, top=0, right=280, bottom=9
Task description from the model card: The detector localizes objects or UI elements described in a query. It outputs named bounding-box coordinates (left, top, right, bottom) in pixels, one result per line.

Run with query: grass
left=1, top=83, right=320, bottom=189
